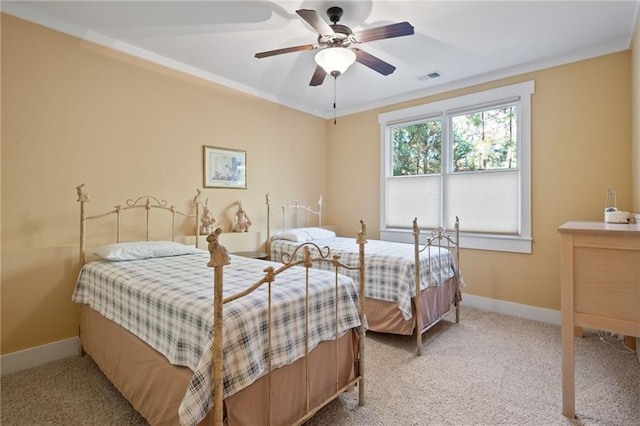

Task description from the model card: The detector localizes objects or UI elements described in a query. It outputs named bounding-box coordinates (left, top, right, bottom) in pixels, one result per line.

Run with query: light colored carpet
left=2, top=307, right=638, bottom=425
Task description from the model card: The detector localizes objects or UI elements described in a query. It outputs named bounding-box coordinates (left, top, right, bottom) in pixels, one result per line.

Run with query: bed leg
left=78, top=324, right=86, bottom=356
left=455, top=303, right=460, bottom=324
left=416, top=322, right=423, bottom=356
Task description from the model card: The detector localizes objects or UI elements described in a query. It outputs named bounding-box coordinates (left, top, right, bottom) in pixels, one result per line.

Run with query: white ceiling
left=3, top=1, right=639, bottom=119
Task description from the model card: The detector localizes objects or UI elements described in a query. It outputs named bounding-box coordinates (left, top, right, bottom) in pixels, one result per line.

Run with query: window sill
left=379, top=229, right=532, bottom=254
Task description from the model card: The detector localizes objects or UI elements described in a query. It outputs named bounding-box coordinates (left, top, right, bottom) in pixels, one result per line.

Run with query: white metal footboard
left=207, top=221, right=367, bottom=425
left=413, top=217, right=461, bottom=356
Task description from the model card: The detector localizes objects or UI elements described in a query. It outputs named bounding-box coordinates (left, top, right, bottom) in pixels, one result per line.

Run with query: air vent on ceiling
left=417, top=71, right=441, bottom=81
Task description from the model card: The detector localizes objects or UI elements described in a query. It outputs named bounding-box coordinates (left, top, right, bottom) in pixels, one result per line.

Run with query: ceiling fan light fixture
left=315, top=47, right=356, bottom=77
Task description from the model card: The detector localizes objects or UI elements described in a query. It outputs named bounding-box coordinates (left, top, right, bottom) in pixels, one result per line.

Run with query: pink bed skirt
left=365, top=276, right=460, bottom=335
left=80, top=305, right=358, bottom=425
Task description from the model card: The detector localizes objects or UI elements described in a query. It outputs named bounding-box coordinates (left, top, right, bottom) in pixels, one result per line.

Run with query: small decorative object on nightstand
left=233, top=201, right=252, bottom=232
left=200, top=198, right=216, bottom=235
left=232, top=250, right=269, bottom=260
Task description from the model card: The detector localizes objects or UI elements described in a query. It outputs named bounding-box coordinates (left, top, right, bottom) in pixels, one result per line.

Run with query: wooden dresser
left=558, top=221, right=640, bottom=418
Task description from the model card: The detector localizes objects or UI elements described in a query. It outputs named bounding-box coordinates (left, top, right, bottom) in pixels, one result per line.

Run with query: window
left=379, top=81, right=534, bottom=253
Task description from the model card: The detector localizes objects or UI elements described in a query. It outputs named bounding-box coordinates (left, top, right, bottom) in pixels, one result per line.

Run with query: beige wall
left=1, top=12, right=637, bottom=355
left=1, top=15, right=328, bottom=354
left=633, top=8, right=640, bottom=212
left=326, top=51, right=633, bottom=312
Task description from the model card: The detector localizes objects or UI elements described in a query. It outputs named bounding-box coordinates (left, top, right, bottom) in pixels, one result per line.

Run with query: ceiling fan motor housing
left=319, top=7, right=352, bottom=46
left=319, top=27, right=352, bottom=46
left=327, top=6, right=344, bottom=24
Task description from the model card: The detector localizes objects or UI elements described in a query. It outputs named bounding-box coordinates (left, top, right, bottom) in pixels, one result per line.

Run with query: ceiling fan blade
left=353, top=48, right=396, bottom=76
left=309, top=66, right=327, bottom=86
left=296, top=9, right=335, bottom=35
left=353, top=22, right=414, bottom=43
left=255, top=44, right=316, bottom=59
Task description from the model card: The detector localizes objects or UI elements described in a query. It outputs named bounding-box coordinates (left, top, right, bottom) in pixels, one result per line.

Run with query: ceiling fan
left=254, top=6, right=414, bottom=86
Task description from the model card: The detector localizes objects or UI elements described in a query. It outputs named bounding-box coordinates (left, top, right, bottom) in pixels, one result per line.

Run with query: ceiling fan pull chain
left=333, top=76, right=337, bottom=124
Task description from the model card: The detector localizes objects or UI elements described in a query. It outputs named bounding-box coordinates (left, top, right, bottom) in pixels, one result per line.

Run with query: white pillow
left=93, top=241, right=204, bottom=261
left=273, top=227, right=336, bottom=242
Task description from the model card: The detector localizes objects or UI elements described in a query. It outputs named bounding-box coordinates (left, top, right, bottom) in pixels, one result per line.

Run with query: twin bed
left=266, top=196, right=463, bottom=355
left=72, top=186, right=366, bottom=425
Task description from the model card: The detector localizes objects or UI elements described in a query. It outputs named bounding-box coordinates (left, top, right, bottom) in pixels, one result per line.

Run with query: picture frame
left=203, top=146, right=247, bottom=189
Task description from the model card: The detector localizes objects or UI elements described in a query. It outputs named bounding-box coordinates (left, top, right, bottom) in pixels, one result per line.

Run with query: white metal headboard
left=283, top=197, right=323, bottom=229
left=76, top=184, right=201, bottom=265
left=264, top=194, right=323, bottom=260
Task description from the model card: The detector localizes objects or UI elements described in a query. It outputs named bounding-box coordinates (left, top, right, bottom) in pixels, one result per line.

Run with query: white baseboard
left=461, top=293, right=561, bottom=325
left=1, top=337, right=80, bottom=376
left=462, top=295, right=638, bottom=363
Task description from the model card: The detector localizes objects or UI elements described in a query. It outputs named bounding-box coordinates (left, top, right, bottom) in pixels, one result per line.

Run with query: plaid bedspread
left=271, top=237, right=463, bottom=321
left=72, top=252, right=361, bottom=426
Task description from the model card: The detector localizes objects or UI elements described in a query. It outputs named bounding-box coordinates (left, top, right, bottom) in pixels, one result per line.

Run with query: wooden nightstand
left=232, top=250, right=269, bottom=260
left=558, top=221, right=640, bottom=418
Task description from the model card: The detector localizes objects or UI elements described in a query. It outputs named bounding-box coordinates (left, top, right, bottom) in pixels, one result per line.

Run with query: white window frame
left=378, top=81, right=535, bottom=253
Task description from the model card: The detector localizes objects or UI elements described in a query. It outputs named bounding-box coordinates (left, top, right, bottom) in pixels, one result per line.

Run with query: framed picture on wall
left=203, top=146, right=247, bottom=189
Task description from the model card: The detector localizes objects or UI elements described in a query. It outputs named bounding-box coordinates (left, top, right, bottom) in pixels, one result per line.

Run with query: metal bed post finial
left=77, top=184, right=90, bottom=265
left=207, top=228, right=230, bottom=268
left=293, top=200, right=300, bottom=228
left=144, top=197, right=151, bottom=242
left=357, top=220, right=367, bottom=245
left=265, top=193, right=271, bottom=260
left=193, top=189, right=202, bottom=248
left=76, top=183, right=89, bottom=203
